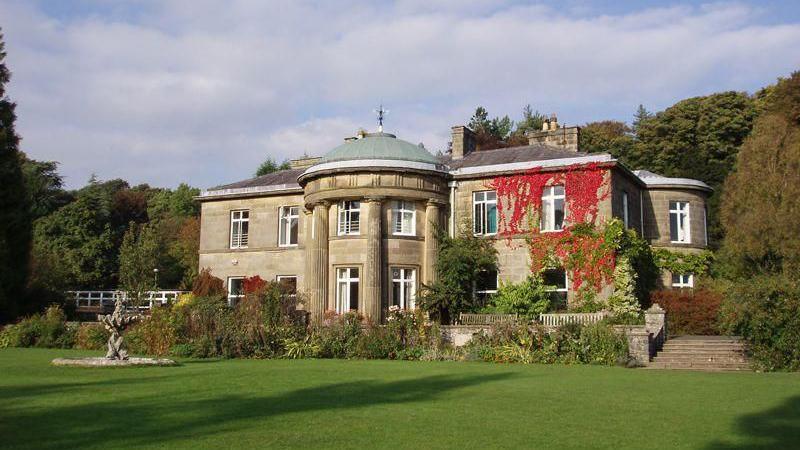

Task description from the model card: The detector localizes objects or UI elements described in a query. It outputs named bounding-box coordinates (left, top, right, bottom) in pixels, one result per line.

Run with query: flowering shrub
left=651, top=288, right=722, bottom=336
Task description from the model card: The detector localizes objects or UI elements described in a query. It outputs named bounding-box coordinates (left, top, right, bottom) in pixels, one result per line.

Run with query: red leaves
left=490, top=163, right=614, bottom=294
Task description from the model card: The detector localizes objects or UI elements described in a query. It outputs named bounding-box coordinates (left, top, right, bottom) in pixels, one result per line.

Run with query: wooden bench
left=458, top=313, right=518, bottom=325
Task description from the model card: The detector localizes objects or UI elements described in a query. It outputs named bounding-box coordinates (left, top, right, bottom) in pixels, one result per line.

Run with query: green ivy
left=653, top=249, right=714, bottom=276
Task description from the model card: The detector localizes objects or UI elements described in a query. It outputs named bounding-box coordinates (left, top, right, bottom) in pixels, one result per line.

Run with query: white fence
left=538, top=311, right=610, bottom=327
left=70, top=290, right=187, bottom=311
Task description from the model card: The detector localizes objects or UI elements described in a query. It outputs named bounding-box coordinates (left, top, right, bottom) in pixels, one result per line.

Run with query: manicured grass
left=1, top=349, right=798, bottom=449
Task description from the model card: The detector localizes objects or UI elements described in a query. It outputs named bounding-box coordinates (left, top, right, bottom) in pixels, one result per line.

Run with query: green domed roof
left=321, top=132, right=438, bottom=165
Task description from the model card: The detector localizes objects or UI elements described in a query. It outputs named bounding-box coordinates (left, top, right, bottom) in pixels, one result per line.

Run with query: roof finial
left=374, top=104, right=388, bottom=133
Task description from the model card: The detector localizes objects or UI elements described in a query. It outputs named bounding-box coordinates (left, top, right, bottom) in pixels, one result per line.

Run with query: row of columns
left=304, top=197, right=442, bottom=323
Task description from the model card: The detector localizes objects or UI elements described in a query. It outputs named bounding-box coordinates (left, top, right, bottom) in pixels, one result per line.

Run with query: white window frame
left=622, top=191, right=629, bottom=228
left=391, top=267, right=416, bottom=309
left=336, top=267, right=360, bottom=313
left=392, top=201, right=416, bottom=236
left=669, top=201, right=691, bottom=243
left=541, top=185, right=566, bottom=232
left=230, top=210, right=249, bottom=249
left=278, top=206, right=299, bottom=247
left=672, top=273, right=694, bottom=288
left=543, top=268, right=569, bottom=294
left=338, top=201, right=361, bottom=236
left=276, top=275, right=298, bottom=297
left=473, top=191, right=497, bottom=236
left=227, top=276, right=245, bottom=306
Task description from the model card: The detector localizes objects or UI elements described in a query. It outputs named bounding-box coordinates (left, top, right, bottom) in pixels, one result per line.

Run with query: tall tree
left=0, top=31, right=31, bottom=322
left=119, top=221, right=161, bottom=304
left=720, top=72, right=800, bottom=276
left=255, top=157, right=290, bottom=176
left=19, top=154, right=72, bottom=220
left=579, top=120, right=636, bottom=162
left=632, top=104, right=652, bottom=133
left=634, top=91, right=757, bottom=246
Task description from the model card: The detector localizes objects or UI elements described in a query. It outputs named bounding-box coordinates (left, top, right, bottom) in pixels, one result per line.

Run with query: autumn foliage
left=650, top=289, right=722, bottom=335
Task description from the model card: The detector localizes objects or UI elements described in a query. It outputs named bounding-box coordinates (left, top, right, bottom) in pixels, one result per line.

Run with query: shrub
left=75, top=323, right=107, bottom=350
left=0, top=305, right=73, bottom=348
left=480, top=276, right=551, bottom=319
left=311, top=311, right=363, bottom=358
left=719, top=275, right=800, bottom=371
left=651, top=288, right=722, bottom=335
left=192, top=268, right=225, bottom=297
left=579, top=322, right=628, bottom=365
left=607, top=256, right=641, bottom=320
left=130, top=305, right=177, bottom=356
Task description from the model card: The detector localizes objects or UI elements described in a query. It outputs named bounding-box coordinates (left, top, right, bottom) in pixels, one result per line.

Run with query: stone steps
left=648, top=335, right=752, bottom=371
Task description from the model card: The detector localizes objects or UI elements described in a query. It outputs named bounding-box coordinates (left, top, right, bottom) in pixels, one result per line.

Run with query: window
left=473, top=191, right=497, bottom=235
left=279, top=206, right=299, bottom=246
left=230, top=210, right=249, bottom=248
left=475, top=269, right=498, bottom=303
left=276, top=275, right=297, bottom=297
left=622, top=191, right=629, bottom=228
left=336, top=267, right=359, bottom=313
left=541, top=185, right=565, bottom=232
left=543, top=268, right=568, bottom=309
left=392, top=201, right=416, bottom=236
left=227, top=277, right=244, bottom=306
left=391, top=268, right=416, bottom=309
left=338, top=201, right=360, bottom=235
left=672, top=273, right=694, bottom=288
left=669, top=201, right=691, bottom=243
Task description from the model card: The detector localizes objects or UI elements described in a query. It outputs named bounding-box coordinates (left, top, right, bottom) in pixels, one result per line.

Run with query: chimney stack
left=450, top=125, right=476, bottom=159
left=527, top=114, right=580, bottom=152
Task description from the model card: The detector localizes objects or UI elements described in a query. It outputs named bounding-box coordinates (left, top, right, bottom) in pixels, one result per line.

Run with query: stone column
left=305, top=201, right=329, bottom=323
left=362, top=196, right=383, bottom=322
left=423, top=200, right=442, bottom=285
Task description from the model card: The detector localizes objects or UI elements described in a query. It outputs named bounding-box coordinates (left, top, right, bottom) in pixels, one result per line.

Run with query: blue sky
left=2, top=0, right=799, bottom=189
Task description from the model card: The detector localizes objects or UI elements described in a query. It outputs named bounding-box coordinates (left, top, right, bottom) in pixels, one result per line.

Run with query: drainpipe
left=639, top=190, right=645, bottom=237
left=448, top=180, right=458, bottom=237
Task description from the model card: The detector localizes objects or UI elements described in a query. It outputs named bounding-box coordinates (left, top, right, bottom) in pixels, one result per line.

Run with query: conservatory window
left=230, top=210, right=249, bottom=249
left=336, top=267, right=359, bottom=313
left=541, top=186, right=565, bottom=232
left=669, top=201, right=691, bottom=243
left=473, top=191, right=497, bottom=235
left=392, top=201, right=416, bottom=236
left=391, top=267, right=416, bottom=309
left=279, top=206, right=299, bottom=246
left=672, top=273, right=694, bottom=288
left=338, top=201, right=361, bottom=235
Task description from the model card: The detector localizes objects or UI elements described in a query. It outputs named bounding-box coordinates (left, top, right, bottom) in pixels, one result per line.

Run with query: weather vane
left=374, top=104, right=388, bottom=133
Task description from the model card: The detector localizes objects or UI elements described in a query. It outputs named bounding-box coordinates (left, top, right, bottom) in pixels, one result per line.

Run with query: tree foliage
left=146, top=183, right=200, bottom=220
left=119, top=221, right=161, bottom=303
left=417, top=225, right=498, bottom=324
left=19, top=154, right=72, bottom=220
left=255, top=157, right=290, bottom=176
left=0, top=31, right=32, bottom=321
left=720, top=72, right=800, bottom=276
left=466, top=105, right=546, bottom=151
left=579, top=120, right=636, bottom=161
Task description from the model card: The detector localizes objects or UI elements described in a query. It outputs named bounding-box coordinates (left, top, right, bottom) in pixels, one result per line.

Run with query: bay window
left=338, top=201, right=360, bottom=235
left=669, top=201, right=691, bottom=243
left=392, top=201, right=416, bottom=236
left=391, top=267, right=416, bottom=309
left=336, top=267, right=359, bottom=313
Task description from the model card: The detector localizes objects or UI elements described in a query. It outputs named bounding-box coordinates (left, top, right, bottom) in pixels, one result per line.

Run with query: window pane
left=554, top=198, right=565, bottom=230
left=487, top=191, right=496, bottom=201
left=487, top=204, right=497, bottom=234
left=670, top=213, right=679, bottom=241
left=553, top=185, right=565, bottom=196
left=476, top=270, right=498, bottom=291
left=542, top=200, right=553, bottom=230
left=351, top=267, right=359, bottom=278
left=392, top=268, right=401, bottom=279
left=230, top=278, right=243, bottom=296
left=290, top=218, right=298, bottom=244
left=241, top=211, right=249, bottom=219
left=474, top=192, right=484, bottom=202
left=392, top=281, right=401, bottom=307
left=474, top=203, right=483, bottom=234
left=350, top=282, right=359, bottom=310
left=402, top=212, right=413, bottom=233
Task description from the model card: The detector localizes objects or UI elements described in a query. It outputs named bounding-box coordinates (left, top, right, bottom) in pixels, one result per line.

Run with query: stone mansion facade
left=198, top=117, right=711, bottom=323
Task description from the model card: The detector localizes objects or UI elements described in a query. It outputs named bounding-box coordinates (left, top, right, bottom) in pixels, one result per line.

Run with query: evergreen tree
left=720, top=72, right=800, bottom=276
left=607, top=256, right=641, bottom=319
left=632, top=104, right=652, bottom=133
left=255, top=157, right=290, bottom=176
left=0, top=31, right=31, bottom=322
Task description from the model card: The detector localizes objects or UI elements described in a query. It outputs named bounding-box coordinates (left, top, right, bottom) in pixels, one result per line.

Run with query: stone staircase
left=648, top=335, right=751, bottom=371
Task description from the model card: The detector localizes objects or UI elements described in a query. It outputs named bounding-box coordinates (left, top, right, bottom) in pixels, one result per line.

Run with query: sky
left=1, top=0, right=799, bottom=189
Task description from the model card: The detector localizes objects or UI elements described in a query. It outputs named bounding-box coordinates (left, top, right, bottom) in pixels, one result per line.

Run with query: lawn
left=1, top=349, right=798, bottom=449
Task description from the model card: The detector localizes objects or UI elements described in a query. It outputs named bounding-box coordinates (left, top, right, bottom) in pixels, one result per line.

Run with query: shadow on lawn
left=706, top=395, right=800, bottom=449
left=1, top=370, right=514, bottom=449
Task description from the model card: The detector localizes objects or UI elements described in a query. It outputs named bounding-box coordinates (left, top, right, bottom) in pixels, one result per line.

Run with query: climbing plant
left=652, top=249, right=713, bottom=277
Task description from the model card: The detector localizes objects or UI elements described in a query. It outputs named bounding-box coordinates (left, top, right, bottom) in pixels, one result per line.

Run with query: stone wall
left=642, top=187, right=709, bottom=249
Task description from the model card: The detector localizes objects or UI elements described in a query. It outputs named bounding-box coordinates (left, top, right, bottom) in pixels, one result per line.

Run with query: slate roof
left=443, top=144, right=589, bottom=169
left=209, top=168, right=304, bottom=191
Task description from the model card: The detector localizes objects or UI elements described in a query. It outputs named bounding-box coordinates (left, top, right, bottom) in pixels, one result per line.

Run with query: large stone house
left=198, top=117, right=710, bottom=322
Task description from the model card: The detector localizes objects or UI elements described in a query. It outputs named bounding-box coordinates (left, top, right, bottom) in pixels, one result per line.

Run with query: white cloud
left=1, top=0, right=798, bottom=188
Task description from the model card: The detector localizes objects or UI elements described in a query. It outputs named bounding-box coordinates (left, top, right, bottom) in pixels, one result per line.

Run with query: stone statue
left=98, top=298, right=139, bottom=360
